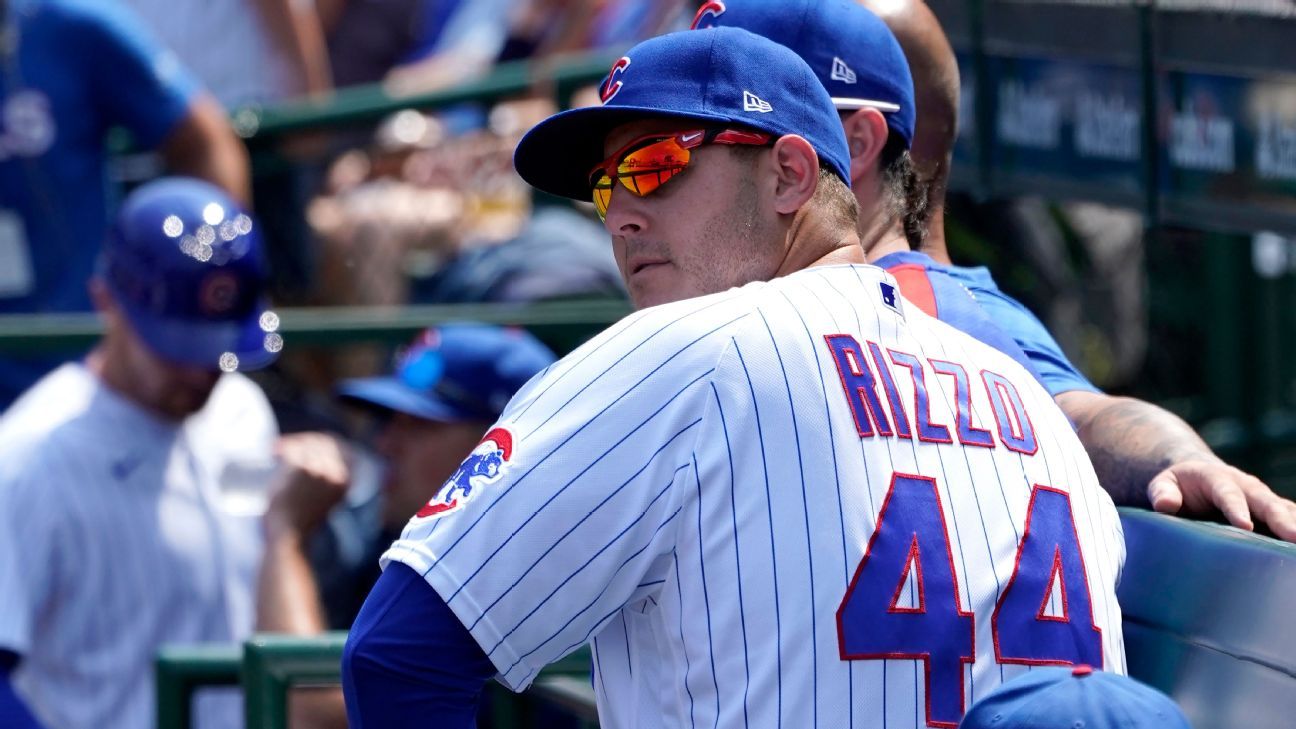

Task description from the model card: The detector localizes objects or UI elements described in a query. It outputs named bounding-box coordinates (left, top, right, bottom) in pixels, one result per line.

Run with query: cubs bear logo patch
left=415, top=427, right=514, bottom=520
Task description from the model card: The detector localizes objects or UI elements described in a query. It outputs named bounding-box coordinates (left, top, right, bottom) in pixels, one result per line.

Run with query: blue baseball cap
left=337, top=324, right=557, bottom=423
left=693, top=0, right=916, bottom=148
left=513, top=27, right=852, bottom=201
left=959, top=666, right=1192, bottom=729
left=101, top=177, right=279, bottom=372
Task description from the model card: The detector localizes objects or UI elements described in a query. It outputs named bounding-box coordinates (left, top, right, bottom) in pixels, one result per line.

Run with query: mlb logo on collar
left=879, top=280, right=904, bottom=317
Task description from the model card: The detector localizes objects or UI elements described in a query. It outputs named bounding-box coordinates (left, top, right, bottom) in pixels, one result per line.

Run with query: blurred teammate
left=254, top=324, right=557, bottom=728
left=344, top=28, right=1125, bottom=728
left=0, top=179, right=280, bottom=729
left=959, top=665, right=1191, bottom=729
left=0, top=0, right=250, bottom=406
left=696, top=0, right=1296, bottom=540
left=259, top=324, right=557, bottom=633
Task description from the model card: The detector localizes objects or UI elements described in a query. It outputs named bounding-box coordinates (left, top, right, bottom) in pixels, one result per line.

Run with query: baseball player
left=0, top=0, right=252, bottom=407
left=0, top=178, right=281, bottom=729
left=343, top=28, right=1125, bottom=728
left=696, top=0, right=1296, bottom=540
left=261, top=324, right=559, bottom=631
left=255, top=324, right=561, bottom=728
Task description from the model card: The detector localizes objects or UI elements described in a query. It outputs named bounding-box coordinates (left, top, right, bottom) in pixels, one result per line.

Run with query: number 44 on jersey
left=827, top=334, right=1104, bottom=728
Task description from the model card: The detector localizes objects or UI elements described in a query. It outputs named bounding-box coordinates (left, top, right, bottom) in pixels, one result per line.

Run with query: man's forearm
left=161, top=95, right=252, bottom=206
left=256, top=530, right=350, bottom=729
left=256, top=529, right=328, bottom=634
left=254, top=0, right=332, bottom=96
left=1055, top=390, right=1215, bottom=507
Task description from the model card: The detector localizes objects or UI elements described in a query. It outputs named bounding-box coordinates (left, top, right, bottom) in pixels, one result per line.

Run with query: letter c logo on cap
left=600, top=57, right=632, bottom=104
left=691, top=1, right=727, bottom=29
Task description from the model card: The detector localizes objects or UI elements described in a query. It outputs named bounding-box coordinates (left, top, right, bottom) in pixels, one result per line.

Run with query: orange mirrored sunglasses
left=588, top=128, right=772, bottom=221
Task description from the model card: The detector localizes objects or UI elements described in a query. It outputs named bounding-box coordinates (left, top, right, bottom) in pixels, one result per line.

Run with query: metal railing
left=237, top=51, right=614, bottom=143
left=0, top=299, right=631, bottom=355
left=242, top=633, right=349, bottom=729
left=157, top=637, right=598, bottom=729
left=156, top=644, right=242, bottom=729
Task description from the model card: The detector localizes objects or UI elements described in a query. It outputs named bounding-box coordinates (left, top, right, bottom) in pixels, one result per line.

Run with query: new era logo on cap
left=743, top=90, right=773, bottom=113
left=831, top=57, right=857, bottom=84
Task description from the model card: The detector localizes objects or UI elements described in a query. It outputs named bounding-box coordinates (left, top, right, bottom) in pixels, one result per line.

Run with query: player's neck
left=85, top=343, right=186, bottom=424
left=859, top=213, right=909, bottom=263
left=916, top=202, right=953, bottom=264
left=85, top=345, right=141, bottom=412
left=855, top=184, right=909, bottom=261
left=778, top=206, right=865, bottom=275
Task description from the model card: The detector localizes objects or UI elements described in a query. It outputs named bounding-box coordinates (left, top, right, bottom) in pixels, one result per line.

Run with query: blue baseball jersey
left=383, top=264, right=1125, bottom=728
left=938, top=263, right=1099, bottom=397
left=0, top=0, right=199, bottom=402
left=874, top=251, right=1046, bottom=390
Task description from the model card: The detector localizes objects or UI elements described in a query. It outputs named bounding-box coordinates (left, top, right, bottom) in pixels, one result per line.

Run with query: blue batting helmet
left=100, top=177, right=280, bottom=372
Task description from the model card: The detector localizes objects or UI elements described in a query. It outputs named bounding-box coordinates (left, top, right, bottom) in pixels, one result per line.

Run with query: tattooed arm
left=1056, top=390, right=1296, bottom=541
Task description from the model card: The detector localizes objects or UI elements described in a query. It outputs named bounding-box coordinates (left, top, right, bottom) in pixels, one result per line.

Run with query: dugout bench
left=156, top=507, right=1296, bottom=729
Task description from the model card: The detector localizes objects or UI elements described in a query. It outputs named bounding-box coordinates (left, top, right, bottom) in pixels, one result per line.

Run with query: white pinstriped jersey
left=384, top=264, right=1125, bottom=729
left=0, top=363, right=278, bottom=729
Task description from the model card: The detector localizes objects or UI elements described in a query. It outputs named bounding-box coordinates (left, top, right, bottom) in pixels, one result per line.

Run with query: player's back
left=380, top=263, right=1124, bottom=729
left=589, top=264, right=1125, bottom=728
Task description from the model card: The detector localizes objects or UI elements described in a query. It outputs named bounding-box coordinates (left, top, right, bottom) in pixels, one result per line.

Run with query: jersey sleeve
left=64, top=0, right=201, bottom=148
left=0, top=442, right=67, bottom=656
left=381, top=298, right=749, bottom=690
left=0, top=659, right=46, bottom=729
left=341, top=563, right=497, bottom=726
left=969, top=286, right=1099, bottom=397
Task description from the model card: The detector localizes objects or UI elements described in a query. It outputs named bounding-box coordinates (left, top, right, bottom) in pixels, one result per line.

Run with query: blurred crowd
left=0, top=0, right=714, bottom=412
left=0, top=1, right=682, bottom=727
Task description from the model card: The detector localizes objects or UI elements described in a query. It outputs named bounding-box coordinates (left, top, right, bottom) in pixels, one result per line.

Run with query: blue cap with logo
left=692, top=0, right=916, bottom=149
left=337, top=324, right=557, bottom=423
left=959, top=666, right=1192, bottom=729
left=513, top=26, right=852, bottom=200
left=101, top=177, right=279, bottom=372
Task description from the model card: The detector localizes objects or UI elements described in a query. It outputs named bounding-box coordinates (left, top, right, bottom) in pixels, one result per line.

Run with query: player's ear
left=842, top=108, right=889, bottom=186
left=768, top=135, right=819, bottom=215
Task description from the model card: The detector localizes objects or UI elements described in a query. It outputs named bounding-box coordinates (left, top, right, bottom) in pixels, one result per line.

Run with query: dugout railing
left=156, top=508, right=1296, bottom=729
left=156, top=637, right=599, bottom=729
